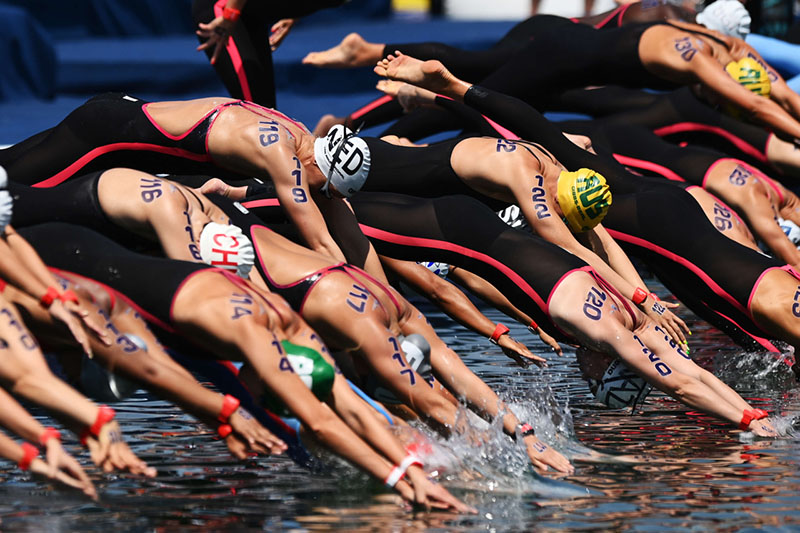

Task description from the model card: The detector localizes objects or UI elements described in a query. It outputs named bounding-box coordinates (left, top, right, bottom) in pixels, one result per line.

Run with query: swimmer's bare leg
left=302, top=33, right=384, bottom=68
left=374, top=53, right=471, bottom=100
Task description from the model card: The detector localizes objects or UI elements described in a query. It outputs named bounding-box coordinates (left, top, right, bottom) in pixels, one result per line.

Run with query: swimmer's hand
left=86, top=421, right=156, bottom=477
left=748, top=418, right=780, bottom=438
left=269, top=19, right=294, bottom=51
left=30, top=448, right=98, bottom=500
left=523, top=435, right=574, bottom=474
left=531, top=325, right=564, bottom=357
left=640, top=295, right=690, bottom=346
left=228, top=407, right=288, bottom=456
left=48, top=298, right=110, bottom=357
left=196, top=16, right=235, bottom=66
left=197, top=177, right=248, bottom=200
left=498, top=334, right=546, bottom=368
left=403, top=466, right=477, bottom=513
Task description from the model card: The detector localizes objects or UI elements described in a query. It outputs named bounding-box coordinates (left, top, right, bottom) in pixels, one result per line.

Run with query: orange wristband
left=218, top=394, right=240, bottom=424
left=39, top=286, right=60, bottom=309
left=38, top=427, right=61, bottom=447
left=80, top=405, right=116, bottom=445
left=490, top=323, right=510, bottom=344
left=18, top=442, right=38, bottom=471
left=632, top=287, right=648, bottom=305
left=222, top=6, right=241, bottom=21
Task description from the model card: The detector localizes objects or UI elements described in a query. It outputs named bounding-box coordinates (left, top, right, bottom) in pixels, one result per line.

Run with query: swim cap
left=314, top=124, right=371, bottom=198
left=587, top=358, right=652, bottom=409
left=696, top=0, right=751, bottom=40
left=0, top=167, right=10, bottom=234
left=725, top=57, right=771, bottom=98
left=778, top=217, right=800, bottom=246
left=199, top=222, right=255, bottom=279
left=417, top=261, right=450, bottom=278
left=557, top=168, right=612, bottom=232
left=261, top=340, right=335, bottom=416
left=79, top=333, right=144, bottom=402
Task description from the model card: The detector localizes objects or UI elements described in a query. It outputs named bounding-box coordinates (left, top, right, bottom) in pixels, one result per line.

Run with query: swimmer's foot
left=374, top=52, right=470, bottom=99
left=313, top=114, right=346, bottom=136
left=376, top=80, right=437, bottom=113
left=303, top=33, right=383, bottom=68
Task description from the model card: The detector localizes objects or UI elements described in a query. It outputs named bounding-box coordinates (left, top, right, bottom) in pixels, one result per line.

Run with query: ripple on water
left=2, top=287, right=800, bottom=531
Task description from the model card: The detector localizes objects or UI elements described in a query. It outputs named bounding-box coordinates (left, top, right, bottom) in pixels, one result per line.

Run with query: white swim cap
left=314, top=124, right=371, bottom=198
left=417, top=261, right=450, bottom=278
left=199, top=222, right=255, bottom=279
left=696, top=0, right=751, bottom=40
left=0, top=190, right=12, bottom=234
left=0, top=165, right=7, bottom=189
left=778, top=217, right=800, bottom=246
left=588, top=358, right=652, bottom=409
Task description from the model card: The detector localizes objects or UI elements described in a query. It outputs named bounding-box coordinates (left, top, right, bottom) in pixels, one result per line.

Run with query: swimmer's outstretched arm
left=0, top=387, right=96, bottom=498
left=0, top=426, right=96, bottom=498
left=183, top=290, right=461, bottom=504
left=0, top=295, right=155, bottom=475
left=324, top=372, right=475, bottom=512
left=401, top=302, right=574, bottom=473
left=446, top=265, right=564, bottom=356
left=0, top=226, right=108, bottom=356
left=382, top=257, right=551, bottom=363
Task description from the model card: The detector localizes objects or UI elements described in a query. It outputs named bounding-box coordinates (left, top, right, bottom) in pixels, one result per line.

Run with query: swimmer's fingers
left=107, top=441, right=156, bottom=477
left=661, top=300, right=680, bottom=309
left=196, top=17, right=232, bottom=65
left=269, top=19, right=294, bottom=51
left=524, top=436, right=574, bottom=474
left=406, top=469, right=476, bottom=514
left=48, top=300, right=94, bottom=357
left=224, top=434, right=249, bottom=460
left=422, top=481, right=477, bottom=513
left=645, top=305, right=688, bottom=345
left=229, top=407, right=287, bottom=455
left=749, top=418, right=780, bottom=438
left=499, top=336, right=546, bottom=368
left=53, top=447, right=96, bottom=499
left=94, top=422, right=156, bottom=477
left=30, top=457, right=98, bottom=500
left=65, top=299, right=111, bottom=347
left=535, top=327, right=564, bottom=356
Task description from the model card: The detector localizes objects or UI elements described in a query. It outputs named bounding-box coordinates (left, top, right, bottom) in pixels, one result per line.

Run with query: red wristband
left=38, top=427, right=61, bottom=447
left=739, top=408, right=768, bottom=430
left=217, top=424, right=233, bottom=439
left=528, top=319, right=538, bottom=331
left=18, top=442, right=38, bottom=471
left=519, top=423, right=535, bottom=438
left=649, top=292, right=660, bottom=302
left=80, top=405, right=116, bottom=445
left=222, top=6, right=241, bottom=21
left=58, top=289, right=79, bottom=305
left=490, top=323, right=510, bottom=345
left=218, top=394, right=240, bottom=424
left=39, top=286, right=60, bottom=309
left=632, top=287, right=648, bottom=305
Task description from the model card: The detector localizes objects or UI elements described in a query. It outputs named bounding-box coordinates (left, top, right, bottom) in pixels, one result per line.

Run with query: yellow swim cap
left=557, top=168, right=612, bottom=233
left=725, top=57, right=770, bottom=98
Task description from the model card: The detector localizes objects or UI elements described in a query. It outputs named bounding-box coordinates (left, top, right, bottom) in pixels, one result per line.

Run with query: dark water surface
left=3, top=285, right=800, bottom=532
